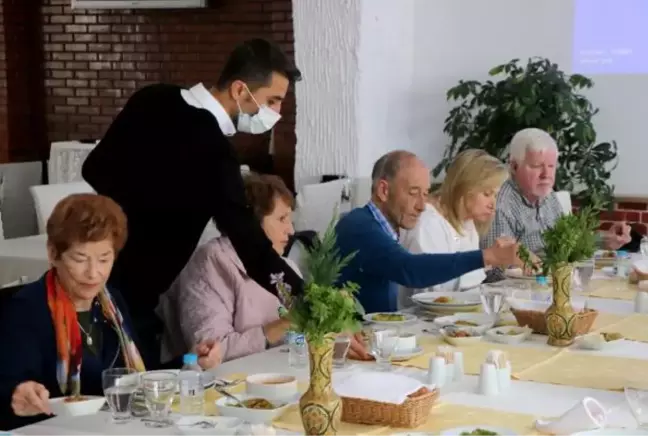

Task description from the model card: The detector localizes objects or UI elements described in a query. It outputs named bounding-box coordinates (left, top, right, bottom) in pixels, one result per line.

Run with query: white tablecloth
left=0, top=235, right=48, bottom=286
left=12, top=291, right=645, bottom=435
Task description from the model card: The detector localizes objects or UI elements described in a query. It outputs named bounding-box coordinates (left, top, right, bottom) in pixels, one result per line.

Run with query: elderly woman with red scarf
left=0, top=194, right=219, bottom=430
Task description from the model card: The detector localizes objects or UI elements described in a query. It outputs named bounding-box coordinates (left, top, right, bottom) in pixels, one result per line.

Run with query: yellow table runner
left=592, top=313, right=648, bottom=343
left=393, top=336, right=562, bottom=375
left=273, top=402, right=540, bottom=435
left=516, top=350, right=648, bottom=391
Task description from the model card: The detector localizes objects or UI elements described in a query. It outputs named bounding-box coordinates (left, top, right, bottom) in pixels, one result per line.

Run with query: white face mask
left=236, top=86, right=281, bottom=134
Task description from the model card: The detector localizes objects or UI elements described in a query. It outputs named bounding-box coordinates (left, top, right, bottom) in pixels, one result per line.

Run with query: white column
left=292, top=0, right=415, bottom=189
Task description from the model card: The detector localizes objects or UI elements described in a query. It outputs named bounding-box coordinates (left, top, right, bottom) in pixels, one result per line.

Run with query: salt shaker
left=635, top=288, right=648, bottom=313
left=478, top=363, right=499, bottom=396
left=427, top=356, right=446, bottom=387
left=497, top=361, right=512, bottom=392
left=453, top=351, right=464, bottom=382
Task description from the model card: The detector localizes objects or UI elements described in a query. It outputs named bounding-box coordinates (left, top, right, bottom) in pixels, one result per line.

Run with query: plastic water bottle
left=179, top=353, right=204, bottom=415
left=615, top=250, right=630, bottom=278
left=287, top=331, right=307, bottom=368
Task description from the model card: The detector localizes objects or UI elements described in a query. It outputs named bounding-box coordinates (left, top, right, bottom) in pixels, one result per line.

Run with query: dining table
left=10, top=274, right=648, bottom=435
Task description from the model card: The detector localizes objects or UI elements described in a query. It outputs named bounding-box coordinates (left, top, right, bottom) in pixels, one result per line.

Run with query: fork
left=214, top=378, right=243, bottom=388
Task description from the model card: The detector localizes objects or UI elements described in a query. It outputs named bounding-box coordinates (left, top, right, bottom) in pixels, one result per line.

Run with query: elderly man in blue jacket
left=335, top=151, right=521, bottom=313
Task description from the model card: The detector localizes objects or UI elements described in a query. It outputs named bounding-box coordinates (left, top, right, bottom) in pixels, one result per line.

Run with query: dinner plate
left=440, top=425, right=518, bottom=435
left=363, top=312, right=417, bottom=325
left=411, top=291, right=482, bottom=307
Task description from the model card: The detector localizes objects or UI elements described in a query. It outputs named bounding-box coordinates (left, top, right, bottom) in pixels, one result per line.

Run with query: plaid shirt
left=481, top=179, right=564, bottom=280
left=367, top=202, right=398, bottom=241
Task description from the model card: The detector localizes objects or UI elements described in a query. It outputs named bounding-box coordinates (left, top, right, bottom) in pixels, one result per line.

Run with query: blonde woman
left=399, top=149, right=508, bottom=304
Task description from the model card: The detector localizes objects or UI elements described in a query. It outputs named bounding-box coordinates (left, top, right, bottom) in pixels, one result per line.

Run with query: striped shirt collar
left=367, top=202, right=398, bottom=241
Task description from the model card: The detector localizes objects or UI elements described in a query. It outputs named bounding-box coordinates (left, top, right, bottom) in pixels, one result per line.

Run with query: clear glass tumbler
left=141, top=371, right=177, bottom=428
left=102, top=367, right=139, bottom=424
left=333, top=334, right=351, bottom=368
left=369, top=328, right=399, bottom=371
left=573, top=258, right=595, bottom=292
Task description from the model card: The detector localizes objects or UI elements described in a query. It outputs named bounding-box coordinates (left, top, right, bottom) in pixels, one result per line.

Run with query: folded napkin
left=534, top=397, right=607, bottom=435
left=333, top=371, right=424, bottom=405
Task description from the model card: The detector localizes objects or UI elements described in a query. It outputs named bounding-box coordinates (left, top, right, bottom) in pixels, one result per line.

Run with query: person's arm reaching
left=349, top=226, right=518, bottom=289
left=209, top=145, right=303, bottom=296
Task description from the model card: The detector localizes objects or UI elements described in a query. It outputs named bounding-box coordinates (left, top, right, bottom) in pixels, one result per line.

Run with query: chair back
left=29, top=182, right=95, bottom=234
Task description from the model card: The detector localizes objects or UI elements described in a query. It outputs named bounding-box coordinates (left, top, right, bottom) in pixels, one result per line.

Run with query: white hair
left=508, top=128, right=558, bottom=164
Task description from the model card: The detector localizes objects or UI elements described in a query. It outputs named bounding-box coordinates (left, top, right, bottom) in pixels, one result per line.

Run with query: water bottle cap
left=535, top=275, right=548, bottom=285
left=183, top=353, right=198, bottom=365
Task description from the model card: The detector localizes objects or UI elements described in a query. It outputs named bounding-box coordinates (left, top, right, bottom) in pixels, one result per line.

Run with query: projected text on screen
left=573, top=0, right=648, bottom=74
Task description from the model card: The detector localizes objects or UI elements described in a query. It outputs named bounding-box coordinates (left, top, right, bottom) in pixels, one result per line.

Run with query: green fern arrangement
left=288, top=213, right=362, bottom=346
left=519, top=197, right=602, bottom=276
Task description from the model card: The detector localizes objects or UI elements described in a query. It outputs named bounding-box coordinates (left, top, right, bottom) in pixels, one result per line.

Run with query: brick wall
left=599, top=199, right=648, bottom=235
left=1, top=0, right=297, bottom=186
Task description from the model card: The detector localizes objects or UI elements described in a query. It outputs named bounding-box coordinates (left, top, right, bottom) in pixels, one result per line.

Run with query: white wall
left=293, top=0, right=647, bottom=196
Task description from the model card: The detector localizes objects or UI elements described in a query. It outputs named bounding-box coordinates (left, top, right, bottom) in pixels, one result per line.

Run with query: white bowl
left=486, top=326, right=533, bottom=344
left=214, top=393, right=294, bottom=424
left=396, top=333, right=417, bottom=351
left=246, top=373, right=298, bottom=400
left=440, top=328, right=483, bottom=346
left=434, top=313, right=494, bottom=334
left=49, top=396, right=105, bottom=417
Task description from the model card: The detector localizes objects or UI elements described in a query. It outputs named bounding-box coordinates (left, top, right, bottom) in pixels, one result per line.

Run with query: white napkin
left=535, top=397, right=607, bottom=435
left=633, top=260, right=648, bottom=274
left=333, top=371, right=424, bottom=405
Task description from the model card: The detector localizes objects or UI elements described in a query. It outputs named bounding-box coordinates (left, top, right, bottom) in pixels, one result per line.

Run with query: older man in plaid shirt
left=482, top=128, right=630, bottom=281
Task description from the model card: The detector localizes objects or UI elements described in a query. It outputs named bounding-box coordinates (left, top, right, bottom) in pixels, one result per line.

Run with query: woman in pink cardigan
left=156, top=173, right=300, bottom=363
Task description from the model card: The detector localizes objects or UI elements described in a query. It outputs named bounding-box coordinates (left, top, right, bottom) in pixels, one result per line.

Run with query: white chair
left=29, top=182, right=95, bottom=234
left=293, top=179, right=350, bottom=236
left=555, top=191, right=572, bottom=215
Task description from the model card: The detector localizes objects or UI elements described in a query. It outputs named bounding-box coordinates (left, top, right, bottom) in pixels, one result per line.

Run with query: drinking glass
left=369, top=328, right=399, bottom=371
left=141, top=371, right=177, bottom=428
left=625, top=387, right=648, bottom=428
left=333, top=334, right=351, bottom=368
left=573, top=259, right=595, bottom=292
left=479, top=284, right=507, bottom=324
left=102, top=368, right=139, bottom=423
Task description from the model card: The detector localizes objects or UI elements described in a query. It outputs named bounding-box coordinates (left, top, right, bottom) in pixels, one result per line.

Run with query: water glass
left=141, top=371, right=177, bottom=428
left=333, top=334, right=351, bottom=368
left=641, top=237, right=648, bottom=257
left=573, top=259, right=595, bottom=292
left=102, top=368, right=139, bottom=423
left=479, top=284, right=507, bottom=323
left=369, top=328, right=399, bottom=371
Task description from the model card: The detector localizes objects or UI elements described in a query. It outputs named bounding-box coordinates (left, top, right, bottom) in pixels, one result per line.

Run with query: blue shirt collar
left=367, top=202, right=398, bottom=241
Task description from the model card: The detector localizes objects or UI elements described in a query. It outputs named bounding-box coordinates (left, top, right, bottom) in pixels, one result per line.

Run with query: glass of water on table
left=368, top=327, right=399, bottom=371
left=573, top=258, right=595, bottom=293
left=141, top=371, right=178, bottom=428
left=102, top=367, right=139, bottom=423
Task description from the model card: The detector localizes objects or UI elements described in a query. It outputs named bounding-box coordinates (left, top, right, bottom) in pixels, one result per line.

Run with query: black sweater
left=82, top=83, right=303, bottom=319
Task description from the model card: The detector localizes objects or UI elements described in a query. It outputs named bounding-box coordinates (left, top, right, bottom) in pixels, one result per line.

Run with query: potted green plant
left=519, top=200, right=601, bottom=346
left=278, top=216, right=361, bottom=435
left=437, top=57, right=617, bottom=207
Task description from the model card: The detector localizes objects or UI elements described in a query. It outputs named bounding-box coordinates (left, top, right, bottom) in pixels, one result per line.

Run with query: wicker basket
left=341, top=387, right=438, bottom=428
left=511, top=307, right=598, bottom=335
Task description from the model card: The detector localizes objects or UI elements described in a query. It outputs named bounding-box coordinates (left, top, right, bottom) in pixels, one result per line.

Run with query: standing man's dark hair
left=81, top=38, right=304, bottom=369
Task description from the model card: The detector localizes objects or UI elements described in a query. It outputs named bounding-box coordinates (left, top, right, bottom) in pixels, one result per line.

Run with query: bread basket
left=507, top=297, right=597, bottom=335
left=341, top=387, right=438, bottom=428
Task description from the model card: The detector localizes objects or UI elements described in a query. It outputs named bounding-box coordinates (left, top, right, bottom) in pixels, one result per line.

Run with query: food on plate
left=460, top=429, right=499, bottom=436
left=455, top=320, right=478, bottom=326
left=64, top=395, right=88, bottom=403
left=372, top=313, right=405, bottom=322
left=433, top=296, right=454, bottom=304
left=495, top=329, right=520, bottom=336
left=445, top=329, right=474, bottom=338
left=597, top=250, right=616, bottom=259
left=602, top=332, right=623, bottom=342
left=233, top=398, right=276, bottom=409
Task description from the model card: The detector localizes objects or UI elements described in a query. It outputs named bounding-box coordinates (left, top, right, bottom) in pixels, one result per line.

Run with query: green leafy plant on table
left=277, top=214, right=362, bottom=435
left=436, top=57, right=617, bottom=208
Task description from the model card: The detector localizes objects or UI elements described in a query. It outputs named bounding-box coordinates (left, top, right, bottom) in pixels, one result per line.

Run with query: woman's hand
left=263, top=318, right=291, bottom=345
left=195, top=339, right=222, bottom=370
left=347, top=332, right=372, bottom=361
left=11, top=381, right=51, bottom=416
left=523, top=252, right=542, bottom=276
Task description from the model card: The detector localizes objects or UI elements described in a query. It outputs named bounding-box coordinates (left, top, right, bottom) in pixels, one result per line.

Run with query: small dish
left=434, top=313, right=494, bottom=334
left=49, top=395, right=105, bottom=417
left=391, top=346, right=424, bottom=362
left=575, top=332, right=624, bottom=350
left=440, top=327, right=483, bottom=346
left=485, top=326, right=532, bottom=345
left=214, top=393, right=295, bottom=424
left=363, top=312, right=417, bottom=325
left=440, top=425, right=518, bottom=435
left=246, top=373, right=298, bottom=400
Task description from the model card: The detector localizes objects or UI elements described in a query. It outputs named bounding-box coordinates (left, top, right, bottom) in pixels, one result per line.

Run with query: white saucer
left=391, top=346, right=424, bottom=362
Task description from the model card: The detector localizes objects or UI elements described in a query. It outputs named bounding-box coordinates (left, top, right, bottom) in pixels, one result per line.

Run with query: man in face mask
left=81, top=38, right=303, bottom=368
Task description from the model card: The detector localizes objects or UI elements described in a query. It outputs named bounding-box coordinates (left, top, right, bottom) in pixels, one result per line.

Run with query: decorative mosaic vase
left=545, top=264, right=577, bottom=347
left=299, top=335, right=341, bottom=435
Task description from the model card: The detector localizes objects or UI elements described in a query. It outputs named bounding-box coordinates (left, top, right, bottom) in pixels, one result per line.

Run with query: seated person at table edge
left=334, top=151, right=522, bottom=313
left=80, top=39, right=304, bottom=364
left=481, top=128, right=630, bottom=281
left=0, top=194, right=219, bottom=431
